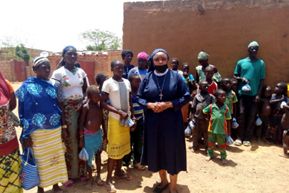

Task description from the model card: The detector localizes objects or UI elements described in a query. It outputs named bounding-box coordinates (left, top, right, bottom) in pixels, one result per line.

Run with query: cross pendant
left=159, top=93, right=163, bottom=100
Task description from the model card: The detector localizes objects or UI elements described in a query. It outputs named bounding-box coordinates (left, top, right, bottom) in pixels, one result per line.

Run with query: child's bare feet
left=278, top=153, right=289, bottom=158
left=221, top=159, right=228, bottom=164
left=205, top=156, right=212, bottom=162
left=96, top=175, right=104, bottom=186
left=84, top=178, right=93, bottom=190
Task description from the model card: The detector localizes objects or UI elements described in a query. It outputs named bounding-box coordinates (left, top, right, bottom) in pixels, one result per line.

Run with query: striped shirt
left=131, top=94, right=143, bottom=121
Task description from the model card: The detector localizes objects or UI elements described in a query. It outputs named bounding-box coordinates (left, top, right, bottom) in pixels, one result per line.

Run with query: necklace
left=155, top=73, right=167, bottom=100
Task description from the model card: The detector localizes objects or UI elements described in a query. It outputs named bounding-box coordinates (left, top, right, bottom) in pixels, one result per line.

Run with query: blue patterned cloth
left=15, top=77, right=62, bottom=141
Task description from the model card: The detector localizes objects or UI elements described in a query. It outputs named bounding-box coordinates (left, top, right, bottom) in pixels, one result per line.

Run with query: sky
left=0, top=0, right=160, bottom=52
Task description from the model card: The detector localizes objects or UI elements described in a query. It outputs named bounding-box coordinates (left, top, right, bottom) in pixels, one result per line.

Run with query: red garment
left=208, top=81, right=218, bottom=95
left=0, top=71, right=10, bottom=106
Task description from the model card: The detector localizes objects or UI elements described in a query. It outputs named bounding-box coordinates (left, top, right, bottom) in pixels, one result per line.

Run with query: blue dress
left=137, top=70, right=190, bottom=175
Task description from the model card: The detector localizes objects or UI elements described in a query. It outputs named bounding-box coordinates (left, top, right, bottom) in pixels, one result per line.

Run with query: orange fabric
left=5, top=80, right=14, bottom=93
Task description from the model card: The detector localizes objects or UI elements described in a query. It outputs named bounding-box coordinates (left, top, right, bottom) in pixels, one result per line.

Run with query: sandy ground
left=10, top=82, right=289, bottom=193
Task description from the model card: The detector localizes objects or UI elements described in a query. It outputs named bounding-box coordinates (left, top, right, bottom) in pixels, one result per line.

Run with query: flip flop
left=104, top=183, right=117, bottom=193
left=113, top=174, right=132, bottom=181
left=81, top=176, right=89, bottom=185
left=62, top=180, right=74, bottom=188
left=96, top=178, right=104, bottom=186
left=153, top=183, right=169, bottom=193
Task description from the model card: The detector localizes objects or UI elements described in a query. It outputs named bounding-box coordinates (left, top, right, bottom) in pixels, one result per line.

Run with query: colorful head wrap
left=148, top=48, right=169, bottom=72
left=62, top=45, right=76, bottom=57
left=248, top=41, right=259, bottom=48
left=33, top=56, right=49, bottom=67
left=137, top=52, right=148, bottom=62
left=198, top=51, right=209, bottom=60
left=121, top=50, right=134, bottom=60
left=0, top=71, right=10, bottom=106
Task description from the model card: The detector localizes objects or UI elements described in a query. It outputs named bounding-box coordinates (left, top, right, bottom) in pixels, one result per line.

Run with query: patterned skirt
left=63, top=99, right=86, bottom=179
left=30, top=127, right=68, bottom=188
left=0, top=149, right=22, bottom=193
left=107, top=115, right=130, bottom=159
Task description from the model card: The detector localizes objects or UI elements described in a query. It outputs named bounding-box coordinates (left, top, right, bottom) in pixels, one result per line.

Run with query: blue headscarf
left=57, top=45, right=77, bottom=69
left=148, top=48, right=169, bottom=72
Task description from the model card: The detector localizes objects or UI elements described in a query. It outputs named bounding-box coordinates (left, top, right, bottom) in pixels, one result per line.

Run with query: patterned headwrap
left=198, top=51, right=209, bottom=60
left=33, top=56, right=49, bottom=67
left=137, top=52, right=148, bottom=62
left=121, top=49, right=134, bottom=60
left=0, top=71, right=10, bottom=106
left=148, top=48, right=169, bottom=72
left=248, top=41, right=259, bottom=48
left=56, top=45, right=77, bottom=69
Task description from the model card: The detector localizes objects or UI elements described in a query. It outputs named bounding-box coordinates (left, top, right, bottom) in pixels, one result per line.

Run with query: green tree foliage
left=80, top=29, right=122, bottom=51
left=15, top=44, right=30, bottom=66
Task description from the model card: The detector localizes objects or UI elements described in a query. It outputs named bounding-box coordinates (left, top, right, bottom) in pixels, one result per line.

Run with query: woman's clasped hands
left=148, top=102, right=172, bottom=113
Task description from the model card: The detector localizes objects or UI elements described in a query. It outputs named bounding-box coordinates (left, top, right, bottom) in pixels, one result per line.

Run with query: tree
left=80, top=29, right=122, bottom=51
left=15, top=44, right=30, bottom=66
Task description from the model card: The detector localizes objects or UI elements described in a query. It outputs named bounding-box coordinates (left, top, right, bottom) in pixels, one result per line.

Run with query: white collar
left=154, top=69, right=169, bottom=76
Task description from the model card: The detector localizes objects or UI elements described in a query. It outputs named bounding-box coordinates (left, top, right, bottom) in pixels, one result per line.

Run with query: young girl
left=266, top=82, right=287, bottom=143
left=101, top=59, right=136, bottom=193
left=257, top=86, right=272, bottom=143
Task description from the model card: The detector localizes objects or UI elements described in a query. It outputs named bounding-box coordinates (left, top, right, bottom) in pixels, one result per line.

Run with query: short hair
left=182, top=62, right=189, bottom=68
left=278, top=82, right=287, bottom=95
left=95, top=73, right=108, bottom=85
left=219, top=77, right=230, bottom=85
left=121, top=50, right=133, bottom=60
left=199, top=79, right=208, bottom=85
left=128, top=73, right=140, bottom=82
left=111, top=59, right=122, bottom=68
left=214, top=89, right=225, bottom=97
left=205, top=65, right=214, bottom=72
left=86, top=85, right=99, bottom=97
left=171, top=57, right=179, bottom=65
left=231, top=78, right=238, bottom=84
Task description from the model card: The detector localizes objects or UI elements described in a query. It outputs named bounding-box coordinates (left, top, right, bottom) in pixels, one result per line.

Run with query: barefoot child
left=205, top=66, right=218, bottom=95
left=203, top=89, right=232, bottom=164
left=123, top=73, right=146, bottom=170
left=101, top=59, right=136, bottom=193
left=280, top=100, right=289, bottom=158
left=79, top=85, right=106, bottom=189
left=265, top=82, right=287, bottom=143
left=191, top=80, right=215, bottom=152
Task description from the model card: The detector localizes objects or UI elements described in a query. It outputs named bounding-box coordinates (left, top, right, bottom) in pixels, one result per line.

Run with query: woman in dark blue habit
left=137, top=49, right=190, bottom=193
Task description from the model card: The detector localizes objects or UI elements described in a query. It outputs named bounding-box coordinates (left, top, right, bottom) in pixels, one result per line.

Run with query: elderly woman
left=0, top=71, right=22, bottom=193
left=16, top=56, right=68, bottom=193
left=137, top=49, right=190, bottom=193
left=51, top=46, right=88, bottom=186
left=195, top=51, right=221, bottom=83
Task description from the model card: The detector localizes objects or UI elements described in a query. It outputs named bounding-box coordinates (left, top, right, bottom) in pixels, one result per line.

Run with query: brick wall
left=123, top=0, right=289, bottom=87
left=0, top=60, right=13, bottom=81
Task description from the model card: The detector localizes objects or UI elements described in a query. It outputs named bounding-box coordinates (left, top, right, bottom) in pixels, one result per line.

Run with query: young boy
left=203, top=89, right=232, bottom=164
left=79, top=85, right=106, bottom=189
left=191, top=80, right=216, bottom=152
left=123, top=73, right=146, bottom=170
left=279, top=100, right=289, bottom=158
left=205, top=66, right=218, bottom=95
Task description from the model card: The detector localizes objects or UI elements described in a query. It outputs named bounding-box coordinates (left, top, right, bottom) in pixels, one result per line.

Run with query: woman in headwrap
left=16, top=56, right=68, bottom=193
left=195, top=51, right=221, bottom=83
left=121, top=49, right=134, bottom=79
left=0, top=71, right=22, bottom=193
left=127, top=51, right=148, bottom=80
left=137, top=49, right=190, bottom=193
left=51, top=46, right=88, bottom=186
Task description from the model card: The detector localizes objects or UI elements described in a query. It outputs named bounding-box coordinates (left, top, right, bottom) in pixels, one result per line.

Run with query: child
left=79, top=85, right=106, bottom=189
left=257, top=86, right=272, bottom=143
left=203, top=89, right=232, bottom=164
left=191, top=80, right=216, bottom=152
left=101, top=59, right=136, bottom=193
left=123, top=73, right=146, bottom=170
left=220, top=78, right=238, bottom=130
left=171, top=57, right=183, bottom=75
left=231, top=78, right=238, bottom=94
left=181, top=62, right=197, bottom=129
left=266, top=82, right=287, bottom=143
left=128, top=52, right=148, bottom=80
left=205, top=66, right=218, bottom=95
left=280, top=100, right=289, bottom=157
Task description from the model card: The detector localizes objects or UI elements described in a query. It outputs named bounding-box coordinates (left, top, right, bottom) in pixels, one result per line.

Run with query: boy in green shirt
left=203, top=89, right=231, bottom=164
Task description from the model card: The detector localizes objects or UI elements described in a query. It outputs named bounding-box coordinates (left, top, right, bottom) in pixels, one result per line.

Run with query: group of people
left=0, top=41, right=288, bottom=193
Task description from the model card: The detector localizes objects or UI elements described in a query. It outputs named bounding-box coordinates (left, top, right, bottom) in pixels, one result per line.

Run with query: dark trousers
left=123, top=120, right=144, bottom=166
left=237, top=95, right=258, bottom=141
left=193, top=118, right=209, bottom=148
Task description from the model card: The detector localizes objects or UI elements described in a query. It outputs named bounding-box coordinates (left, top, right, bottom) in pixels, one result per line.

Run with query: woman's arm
left=9, top=92, right=16, bottom=111
left=100, top=92, right=128, bottom=119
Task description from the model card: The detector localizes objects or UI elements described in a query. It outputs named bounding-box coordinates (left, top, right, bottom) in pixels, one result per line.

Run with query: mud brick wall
left=0, top=60, right=14, bottom=81
left=123, top=0, right=289, bottom=87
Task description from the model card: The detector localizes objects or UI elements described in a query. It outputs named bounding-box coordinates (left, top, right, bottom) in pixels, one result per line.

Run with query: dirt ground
left=10, top=82, right=289, bottom=193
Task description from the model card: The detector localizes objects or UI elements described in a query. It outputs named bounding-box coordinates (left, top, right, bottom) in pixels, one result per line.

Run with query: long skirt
left=0, top=149, right=22, bottom=193
left=107, top=115, right=130, bottom=159
left=63, top=99, right=86, bottom=179
left=30, top=127, right=68, bottom=188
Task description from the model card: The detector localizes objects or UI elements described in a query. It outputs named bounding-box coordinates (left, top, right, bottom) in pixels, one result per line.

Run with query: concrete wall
left=123, top=0, right=289, bottom=87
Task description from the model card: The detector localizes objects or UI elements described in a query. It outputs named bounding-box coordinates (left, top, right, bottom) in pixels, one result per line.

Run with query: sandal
left=81, top=176, right=89, bottom=185
left=234, top=139, right=242, bottom=146
left=153, top=183, right=169, bottom=193
left=96, top=178, right=104, bottom=186
left=113, top=173, right=133, bottom=181
left=134, top=163, right=146, bottom=171
left=104, top=182, right=117, bottom=193
left=62, top=180, right=74, bottom=188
